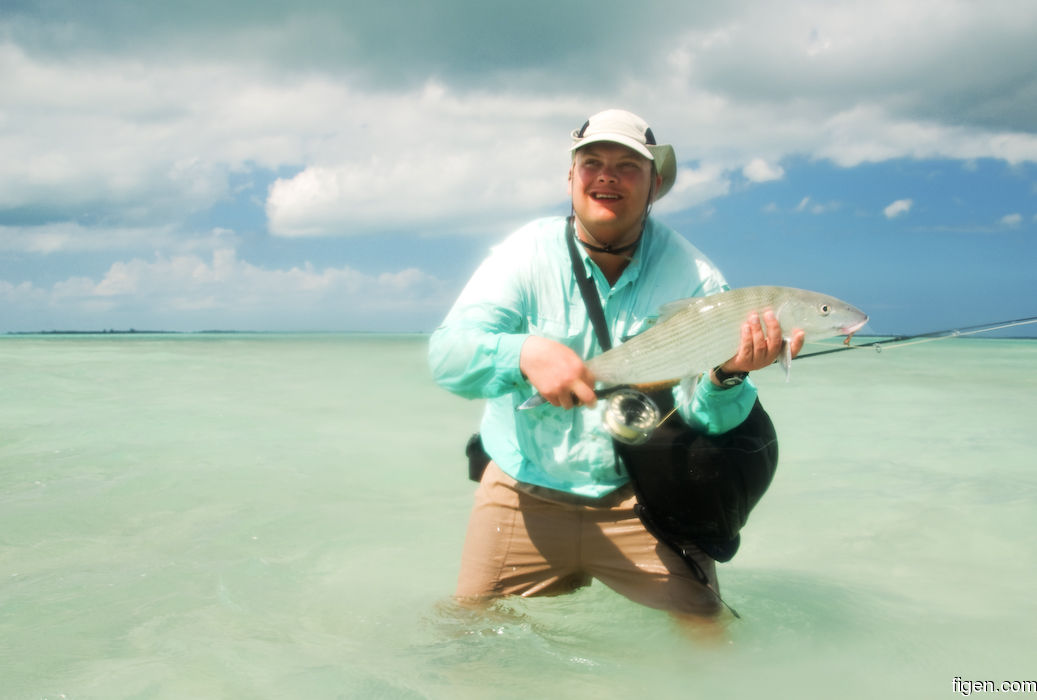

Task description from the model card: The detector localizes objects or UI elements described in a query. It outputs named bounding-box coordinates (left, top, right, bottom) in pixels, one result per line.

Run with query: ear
left=567, top=165, right=574, bottom=195
left=650, top=171, right=663, bottom=201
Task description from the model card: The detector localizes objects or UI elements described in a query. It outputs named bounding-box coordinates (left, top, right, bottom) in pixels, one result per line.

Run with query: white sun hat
left=570, top=109, right=677, bottom=200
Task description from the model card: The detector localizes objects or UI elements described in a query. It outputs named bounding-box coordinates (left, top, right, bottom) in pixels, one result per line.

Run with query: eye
left=818, top=304, right=831, bottom=316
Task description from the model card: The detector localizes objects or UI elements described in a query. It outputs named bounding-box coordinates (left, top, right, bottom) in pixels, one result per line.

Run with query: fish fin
left=679, top=373, right=700, bottom=397
left=517, top=393, right=547, bottom=410
left=781, top=336, right=792, bottom=382
left=657, top=297, right=695, bottom=322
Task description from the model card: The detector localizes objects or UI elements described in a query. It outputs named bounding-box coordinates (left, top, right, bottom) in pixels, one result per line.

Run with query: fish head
left=775, top=289, right=869, bottom=341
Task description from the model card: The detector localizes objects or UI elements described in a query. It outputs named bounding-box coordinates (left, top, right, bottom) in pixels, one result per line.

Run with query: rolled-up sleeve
left=674, top=375, right=759, bottom=435
left=429, top=322, right=528, bottom=399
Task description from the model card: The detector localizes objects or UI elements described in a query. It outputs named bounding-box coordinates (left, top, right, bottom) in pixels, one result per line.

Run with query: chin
left=578, top=206, right=622, bottom=227
left=583, top=213, right=636, bottom=237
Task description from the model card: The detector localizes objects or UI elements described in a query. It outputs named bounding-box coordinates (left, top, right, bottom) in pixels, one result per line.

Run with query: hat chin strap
left=575, top=231, right=642, bottom=258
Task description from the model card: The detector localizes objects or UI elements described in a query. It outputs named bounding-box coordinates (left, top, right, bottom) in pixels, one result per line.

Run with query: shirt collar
left=572, top=218, right=652, bottom=293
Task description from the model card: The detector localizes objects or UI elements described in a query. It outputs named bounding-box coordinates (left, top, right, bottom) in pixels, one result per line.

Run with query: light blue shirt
left=429, top=216, right=758, bottom=498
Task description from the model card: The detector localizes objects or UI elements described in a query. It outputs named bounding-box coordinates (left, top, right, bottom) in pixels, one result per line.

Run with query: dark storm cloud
left=2, top=0, right=715, bottom=89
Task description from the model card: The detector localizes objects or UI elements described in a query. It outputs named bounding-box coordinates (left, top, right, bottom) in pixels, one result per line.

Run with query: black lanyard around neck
left=565, top=216, right=613, bottom=353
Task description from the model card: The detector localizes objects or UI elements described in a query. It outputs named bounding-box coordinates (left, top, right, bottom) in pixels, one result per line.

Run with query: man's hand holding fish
left=712, top=310, right=806, bottom=383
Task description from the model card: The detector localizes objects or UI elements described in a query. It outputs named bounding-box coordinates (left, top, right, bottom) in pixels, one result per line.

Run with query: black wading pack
left=613, top=390, right=777, bottom=563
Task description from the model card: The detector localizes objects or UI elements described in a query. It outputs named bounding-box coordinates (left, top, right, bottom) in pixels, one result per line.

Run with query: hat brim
left=647, top=144, right=676, bottom=201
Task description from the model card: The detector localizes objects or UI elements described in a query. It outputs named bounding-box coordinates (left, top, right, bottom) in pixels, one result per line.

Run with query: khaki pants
left=456, top=462, right=722, bottom=617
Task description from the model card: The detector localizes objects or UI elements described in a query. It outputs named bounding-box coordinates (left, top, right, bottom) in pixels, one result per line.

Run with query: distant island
left=2, top=329, right=426, bottom=336
left=5, top=328, right=1034, bottom=339
left=4, top=329, right=238, bottom=335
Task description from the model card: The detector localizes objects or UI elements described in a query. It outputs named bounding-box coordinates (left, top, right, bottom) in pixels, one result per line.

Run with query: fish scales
left=587, top=286, right=775, bottom=385
left=586, top=286, right=867, bottom=387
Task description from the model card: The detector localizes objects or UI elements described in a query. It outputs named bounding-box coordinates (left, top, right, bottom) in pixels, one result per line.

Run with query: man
left=429, top=109, right=803, bottom=618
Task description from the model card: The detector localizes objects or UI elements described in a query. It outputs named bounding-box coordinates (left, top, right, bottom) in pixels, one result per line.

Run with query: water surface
left=1, top=334, right=1034, bottom=698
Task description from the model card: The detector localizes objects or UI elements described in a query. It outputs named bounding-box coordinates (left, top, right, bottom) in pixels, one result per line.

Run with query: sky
left=1, top=0, right=1035, bottom=335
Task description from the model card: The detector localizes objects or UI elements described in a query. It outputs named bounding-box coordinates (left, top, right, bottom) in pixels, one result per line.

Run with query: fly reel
left=602, top=388, right=661, bottom=445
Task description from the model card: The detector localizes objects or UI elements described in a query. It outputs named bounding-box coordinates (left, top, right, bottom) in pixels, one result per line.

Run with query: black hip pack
left=613, top=391, right=778, bottom=563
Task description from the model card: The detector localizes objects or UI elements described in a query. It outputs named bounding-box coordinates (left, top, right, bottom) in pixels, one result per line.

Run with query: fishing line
left=796, top=315, right=1037, bottom=359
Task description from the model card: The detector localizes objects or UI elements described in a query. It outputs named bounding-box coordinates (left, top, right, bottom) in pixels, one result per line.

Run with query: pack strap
left=565, top=216, right=613, bottom=352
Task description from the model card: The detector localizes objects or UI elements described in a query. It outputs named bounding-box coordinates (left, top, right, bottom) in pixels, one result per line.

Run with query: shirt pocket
left=528, top=313, right=590, bottom=356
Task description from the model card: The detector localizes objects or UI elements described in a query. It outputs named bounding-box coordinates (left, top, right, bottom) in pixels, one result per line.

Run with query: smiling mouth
left=592, top=193, right=621, bottom=200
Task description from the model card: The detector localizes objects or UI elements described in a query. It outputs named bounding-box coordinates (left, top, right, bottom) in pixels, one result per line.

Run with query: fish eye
left=818, top=304, right=831, bottom=316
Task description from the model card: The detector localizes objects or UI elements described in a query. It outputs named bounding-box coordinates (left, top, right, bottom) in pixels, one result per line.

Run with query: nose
left=596, top=164, right=618, bottom=182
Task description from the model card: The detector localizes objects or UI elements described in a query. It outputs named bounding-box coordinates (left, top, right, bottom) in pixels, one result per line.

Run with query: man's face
left=569, top=142, right=660, bottom=245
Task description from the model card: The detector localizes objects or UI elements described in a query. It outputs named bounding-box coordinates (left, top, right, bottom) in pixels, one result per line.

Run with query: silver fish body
left=587, top=286, right=868, bottom=387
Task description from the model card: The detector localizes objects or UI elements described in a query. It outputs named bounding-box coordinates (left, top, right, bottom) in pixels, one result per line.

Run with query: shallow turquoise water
left=1, top=334, right=1034, bottom=698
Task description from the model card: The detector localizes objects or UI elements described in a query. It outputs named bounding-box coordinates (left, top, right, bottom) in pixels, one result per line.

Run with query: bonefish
left=519, top=286, right=868, bottom=409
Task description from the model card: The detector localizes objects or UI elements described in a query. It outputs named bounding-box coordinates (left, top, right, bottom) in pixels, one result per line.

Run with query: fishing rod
left=797, top=315, right=1037, bottom=359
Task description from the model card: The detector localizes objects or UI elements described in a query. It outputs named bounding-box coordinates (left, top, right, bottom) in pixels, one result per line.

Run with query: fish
left=519, top=285, right=868, bottom=409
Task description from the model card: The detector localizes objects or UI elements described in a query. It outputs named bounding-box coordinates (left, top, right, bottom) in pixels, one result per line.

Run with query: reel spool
left=602, top=388, right=661, bottom=445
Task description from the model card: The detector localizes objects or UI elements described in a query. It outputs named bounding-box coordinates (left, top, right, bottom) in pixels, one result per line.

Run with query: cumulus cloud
left=0, top=279, right=47, bottom=307
left=0, top=43, right=576, bottom=236
left=0, top=222, right=218, bottom=254
left=263, top=88, right=572, bottom=236
left=1000, top=213, right=1023, bottom=227
left=2, top=0, right=1037, bottom=331
left=8, top=249, right=449, bottom=330
left=2, top=1, right=1036, bottom=241
left=742, top=158, right=785, bottom=182
left=653, top=164, right=732, bottom=214
left=884, top=199, right=914, bottom=219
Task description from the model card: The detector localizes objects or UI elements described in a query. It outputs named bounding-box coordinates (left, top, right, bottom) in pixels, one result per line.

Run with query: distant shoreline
left=2, top=329, right=429, bottom=336
left=3, top=330, right=1035, bottom=340
left=5, top=329, right=226, bottom=335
